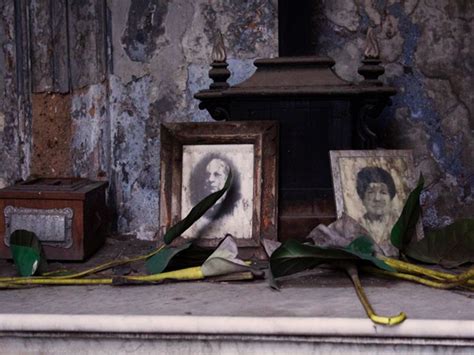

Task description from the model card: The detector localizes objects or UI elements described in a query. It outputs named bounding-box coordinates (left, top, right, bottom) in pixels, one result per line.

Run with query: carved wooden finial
left=358, top=28, right=384, bottom=86
left=208, top=31, right=231, bottom=90
left=364, top=27, right=380, bottom=59
left=211, top=31, right=227, bottom=62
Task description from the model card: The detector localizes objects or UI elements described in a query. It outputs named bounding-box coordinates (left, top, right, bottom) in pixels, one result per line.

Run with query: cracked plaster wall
left=315, top=0, right=473, bottom=228
left=106, top=0, right=277, bottom=239
left=1, top=0, right=471, bottom=240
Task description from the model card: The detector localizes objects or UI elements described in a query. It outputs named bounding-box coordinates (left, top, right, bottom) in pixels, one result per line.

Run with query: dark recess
left=278, top=0, right=316, bottom=56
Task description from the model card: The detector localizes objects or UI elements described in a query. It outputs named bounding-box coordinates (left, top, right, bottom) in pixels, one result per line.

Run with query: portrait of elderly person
left=190, top=155, right=241, bottom=221
left=206, top=158, right=230, bottom=193
left=182, top=146, right=254, bottom=241
left=356, top=166, right=400, bottom=256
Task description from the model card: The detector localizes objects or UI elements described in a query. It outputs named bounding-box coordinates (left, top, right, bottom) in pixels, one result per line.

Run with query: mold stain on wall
left=316, top=0, right=473, bottom=228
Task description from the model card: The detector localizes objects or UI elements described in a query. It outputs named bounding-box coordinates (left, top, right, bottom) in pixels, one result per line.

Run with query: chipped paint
left=318, top=0, right=473, bottom=228
left=109, top=74, right=160, bottom=239
left=323, top=0, right=360, bottom=32
left=200, top=1, right=276, bottom=58
left=71, top=84, right=110, bottom=179
left=121, top=0, right=169, bottom=63
left=106, top=0, right=277, bottom=239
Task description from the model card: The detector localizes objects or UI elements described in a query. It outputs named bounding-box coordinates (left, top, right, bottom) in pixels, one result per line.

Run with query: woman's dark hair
left=356, top=167, right=396, bottom=200
left=189, top=153, right=241, bottom=219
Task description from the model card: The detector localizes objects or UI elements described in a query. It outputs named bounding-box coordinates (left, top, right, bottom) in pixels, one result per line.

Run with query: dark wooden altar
left=195, top=32, right=396, bottom=241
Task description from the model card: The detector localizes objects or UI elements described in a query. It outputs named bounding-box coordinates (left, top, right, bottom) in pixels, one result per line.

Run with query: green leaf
left=163, top=244, right=214, bottom=271
left=390, top=174, right=424, bottom=252
left=10, top=230, right=46, bottom=277
left=405, top=219, right=474, bottom=268
left=270, top=236, right=394, bottom=278
left=145, top=242, right=192, bottom=274
left=163, top=170, right=233, bottom=245
left=345, top=237, right=395, bottom=272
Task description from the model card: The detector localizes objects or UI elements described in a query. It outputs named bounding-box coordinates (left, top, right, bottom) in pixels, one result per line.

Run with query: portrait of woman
left=330, top=150, right=420, bottom=256
left=355, top=167, right=400, bottom=255
left=188, top=154, right=241, bottom=221
left=181, top=144, right=254, bottom=241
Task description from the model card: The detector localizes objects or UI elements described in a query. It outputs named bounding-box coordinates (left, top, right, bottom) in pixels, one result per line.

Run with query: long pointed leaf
left=405, top=219, right=474, bottom=268
left=270, top=236, right=394, bottom=278
left=10, top=230, right=46, bottom=277
left=390, top=174, right=424, bottom=252
left=145, top=242, right=192, bottom=274
left=163, top=171, right=233, bottom=244
left=345, top=238, right=395, bottom=272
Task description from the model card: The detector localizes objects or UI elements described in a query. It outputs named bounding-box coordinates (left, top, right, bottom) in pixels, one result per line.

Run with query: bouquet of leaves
left=267, top=175, right=474, bottom=325
left=2, top=172, right=473, bottom=327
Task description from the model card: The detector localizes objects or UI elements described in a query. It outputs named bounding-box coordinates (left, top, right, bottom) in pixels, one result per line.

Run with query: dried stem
left=0, top=245, right=165, bottom=283
left=381, top=257, right=455, bottom=280
left=3, top=266, right=205, bottom=287
left=345, top=264, right=407, bottom=326
left=381, top=257, right=474, bottom=286
left=363, top=266, right=474, bottom=291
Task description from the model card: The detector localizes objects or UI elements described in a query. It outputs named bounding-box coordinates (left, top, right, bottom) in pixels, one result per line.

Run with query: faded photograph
left=355, top=167, right=399, bottom=251
left=181, top=144, right=254, bottom=240
left=337, top=156, right=411, bottom=256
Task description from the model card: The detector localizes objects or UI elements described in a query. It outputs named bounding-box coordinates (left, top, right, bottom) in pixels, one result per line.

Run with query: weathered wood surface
left=68, top=0, right=107, bottom=90
left=27, top=0, right=107, bottom=93
left=29, top=0, right=53, bottom=92
left=51, top=0, right=69, bottom=93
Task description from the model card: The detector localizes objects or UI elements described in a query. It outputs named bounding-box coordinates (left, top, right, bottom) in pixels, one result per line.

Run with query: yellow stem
left=52, top=245, right=166, bottom=279
left=381, top=258, right=474, bottom=286
left=7, top=277, right=113, bottom=285
left=345, top=264, right=406, bottom=326
left=41, top=269, right=71, bottom=276
left=0, top=245, right=166, bottom=283
left=450, top=268, right=474, bottom=285
left=5, top=266, right=204, bottom=286
left=381, top=257, right=454, bottom=281
left=127, top=266, right=204, bottom=282
left=363, top=267, right=474, bottom=291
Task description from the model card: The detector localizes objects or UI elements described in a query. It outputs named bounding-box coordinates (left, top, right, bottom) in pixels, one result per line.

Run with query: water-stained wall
left=314, top=0, right=473, bottom=227
left=0, top=0, right=471, bottom=240
left=107, top=0, right=277, bottom=238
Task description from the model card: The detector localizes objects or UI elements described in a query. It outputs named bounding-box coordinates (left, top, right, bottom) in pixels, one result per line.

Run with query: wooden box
left=0, top=178, right=108, bottom=261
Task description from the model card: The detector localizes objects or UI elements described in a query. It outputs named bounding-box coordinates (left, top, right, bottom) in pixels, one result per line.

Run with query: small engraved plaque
left=4, top=206, right=73, bottom=248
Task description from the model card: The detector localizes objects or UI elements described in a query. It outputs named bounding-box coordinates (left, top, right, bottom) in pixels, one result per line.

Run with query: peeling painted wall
left=1, top=0, right=471, bottom=240
left=315, top=0, right=473, bottom=228
left=106, top=0, right=277, bottom=238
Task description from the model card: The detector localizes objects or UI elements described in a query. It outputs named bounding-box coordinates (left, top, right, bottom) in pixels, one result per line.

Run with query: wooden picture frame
left=159, top=121, right=278, bottom=259
left=330, top=150, right=423, bottom=256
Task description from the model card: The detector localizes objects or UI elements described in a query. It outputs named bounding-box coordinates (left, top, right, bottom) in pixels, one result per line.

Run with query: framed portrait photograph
left=159, top=121, right=278, bottom=259
left=330, top=150, right=423, bottom=256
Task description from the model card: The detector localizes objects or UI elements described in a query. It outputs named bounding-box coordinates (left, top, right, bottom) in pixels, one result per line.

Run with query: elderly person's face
left=206, top=159, right=229, bottom=192
left=362, top=182, right=391, bottom=219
